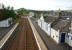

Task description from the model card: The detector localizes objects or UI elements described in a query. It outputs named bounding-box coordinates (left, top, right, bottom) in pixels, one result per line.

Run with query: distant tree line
left=16, top=8, right=29, bottom=16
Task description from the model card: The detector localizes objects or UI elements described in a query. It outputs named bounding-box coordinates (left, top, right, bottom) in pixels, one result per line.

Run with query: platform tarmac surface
left=2, top=18, right=39, bottom=50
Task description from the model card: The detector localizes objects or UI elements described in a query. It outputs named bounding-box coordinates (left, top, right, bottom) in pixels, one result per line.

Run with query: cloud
left=0, top=0, right=72, bottom=10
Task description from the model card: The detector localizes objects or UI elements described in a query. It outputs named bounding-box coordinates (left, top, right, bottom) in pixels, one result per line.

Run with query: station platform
left=30, top=17, right=72, bottom=50
left=0, top=17, right=47, bottom=50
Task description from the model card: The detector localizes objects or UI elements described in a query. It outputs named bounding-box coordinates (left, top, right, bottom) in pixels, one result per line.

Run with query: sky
left=0, top=0, right=72, bottom=10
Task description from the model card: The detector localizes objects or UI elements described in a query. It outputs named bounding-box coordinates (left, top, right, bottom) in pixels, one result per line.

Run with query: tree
left=16, top=8, right=29, bottom=16
left=0, top=4, right=17, bottom=21
left=56, top=9, right=61, bottom=17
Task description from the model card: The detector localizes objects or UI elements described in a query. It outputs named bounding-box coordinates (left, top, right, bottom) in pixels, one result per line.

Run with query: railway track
left=1, top=18, right=39, bottom=50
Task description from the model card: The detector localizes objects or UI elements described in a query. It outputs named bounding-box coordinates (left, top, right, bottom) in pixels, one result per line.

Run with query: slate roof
left=43, top=16, right=58, bottom=23
left=52, top=18, right=70, bottom=32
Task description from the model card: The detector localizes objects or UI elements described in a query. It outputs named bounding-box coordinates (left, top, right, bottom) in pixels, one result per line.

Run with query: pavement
left=30, top=17, right=72, bottom=50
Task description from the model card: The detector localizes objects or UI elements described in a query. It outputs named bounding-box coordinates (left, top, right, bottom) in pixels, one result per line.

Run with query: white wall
left=38, top=15, right=60, bottom=43
left=29, top=12, right=34, bottom=17
left=65, top=34, right=69, bottom=44
left=0, top=20, right=9, bottom=27
left=38, top=19, right=51, bottom=36
left=0, top=18, right=12, bottom=27
left=42, top=23, right=51, bottom=36
left=41, top=21, right=45, bottom=30
left=43, top=23, right=48, bottom=33
left=47, top=24, right=51, bottom=36
left=51, top=28, right=60, bottom=43
left=38, top=14, right=44, bottom=27
left=65, top=33, right=72, bottom=47
left=38, top=20, right=42, bottom=27
left=37, top=15, right=61, bottom=43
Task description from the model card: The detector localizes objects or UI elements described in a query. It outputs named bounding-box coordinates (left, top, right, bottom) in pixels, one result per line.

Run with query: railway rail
left=1, top=18, right=39, bottom=50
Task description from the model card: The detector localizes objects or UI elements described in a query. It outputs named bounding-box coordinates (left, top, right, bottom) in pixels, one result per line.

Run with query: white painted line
left=0, top=23, right=19, bottom=49
left=28, top=18, right=48, bottom=50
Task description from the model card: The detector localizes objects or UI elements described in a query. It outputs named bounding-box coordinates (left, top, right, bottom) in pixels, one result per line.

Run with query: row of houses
left=37, top=11, right=72, bottom=47
left=29, top=10, right=72, bottom=18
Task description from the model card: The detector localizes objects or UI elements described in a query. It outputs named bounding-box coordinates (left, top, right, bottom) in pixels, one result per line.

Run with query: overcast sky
left=0, top=0, right=72, bottom=10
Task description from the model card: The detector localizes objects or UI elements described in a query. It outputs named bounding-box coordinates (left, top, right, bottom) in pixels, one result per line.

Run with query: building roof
left=52, top=18, right=70, bottom=32
left=43, top=16, right=58, bottom=23
left=60, top=11, right=72, bottom=17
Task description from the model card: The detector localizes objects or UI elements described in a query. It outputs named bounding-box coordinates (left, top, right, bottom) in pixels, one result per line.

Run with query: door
left=60, top=33, right=66, bottom=43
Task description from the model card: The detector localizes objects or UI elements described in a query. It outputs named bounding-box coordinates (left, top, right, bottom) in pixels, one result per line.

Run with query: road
left=1, top=18, right=39, bottom=50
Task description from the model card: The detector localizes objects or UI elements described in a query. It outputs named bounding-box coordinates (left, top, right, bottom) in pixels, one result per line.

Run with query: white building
left=38, top=14, right=58, bottom=36
left=65, top=19, right=72, bottom=47
left=51, top=18, right=70, bottom=43
left=29, top=12, right=35, bottom=17
left=37, top=14, right=72, bottom=47
left=0, top=18, right=12, bottom=27
left=65, top=33, right=72, bottom=47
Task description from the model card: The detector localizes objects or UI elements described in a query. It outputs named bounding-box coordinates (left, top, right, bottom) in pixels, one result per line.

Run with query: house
left=65, top=18, right=72, bottom=47
left=38, top=14, right=58, bottom=36
left=37, top=11, right=72, bottom=47
left=65, top=32, right=72, bottom=47
left=29, top=12, right=35, bottom=17
left=43, top=16, right=58, bottom=36
left=51, top=18, right=70, bottom=43
left=0, top=18, right=12, bottom=27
